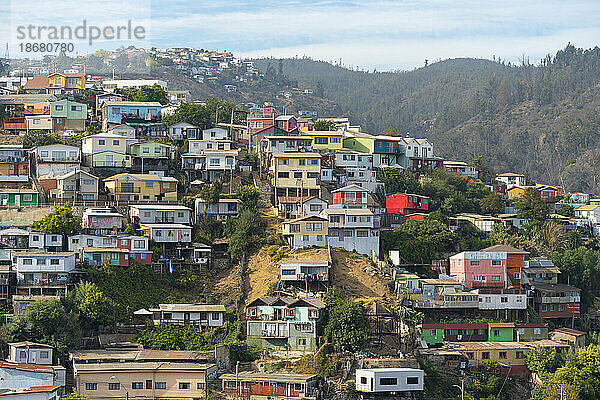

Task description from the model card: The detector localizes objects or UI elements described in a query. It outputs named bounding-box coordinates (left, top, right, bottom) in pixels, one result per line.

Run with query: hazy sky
left=3, top=0, right=600, bottom=70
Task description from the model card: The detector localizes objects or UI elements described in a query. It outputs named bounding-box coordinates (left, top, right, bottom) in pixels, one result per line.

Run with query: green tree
left=381, top=218, right=456, bottom=264
left=236, top=185, right=260, bottom=212
left=480, top=193, right=504, bottom=215
left=22, top=130, right=59, bottom=148
left=31, top=205, right=81, bottom=236
left=517, top=188, right=549, bottom=225
left=313, top=119, right=335, bottom=131
left=227, top=209, right=264, bottom=262
left=115, top=84, right=168, bottom=104
left=199, top=179, right=222, bottom=204
left=526, top=345, right=561, bottom=376
left=324, top=288, right=369, bottom=352
left=73, top=282, right=115, bottom=330
left=25, top=298, right=81, bottom=354
left=62, top=391, right=91, bottom=400
left=557, top=204, right=575, bottom=217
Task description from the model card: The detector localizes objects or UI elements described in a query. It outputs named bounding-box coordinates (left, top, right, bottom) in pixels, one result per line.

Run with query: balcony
left=93, top=161, right=130, bottom=168
left=262, top=328, right=288, bottom=338
left=24, top=108, right=50, bottom=115
left=4, top=118, right=27, bottom=130
left=116, top=187, right=142, bottom=194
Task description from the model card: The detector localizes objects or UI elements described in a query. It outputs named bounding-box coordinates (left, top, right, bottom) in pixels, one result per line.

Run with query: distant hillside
left=253, top=45, right=600, bottom=192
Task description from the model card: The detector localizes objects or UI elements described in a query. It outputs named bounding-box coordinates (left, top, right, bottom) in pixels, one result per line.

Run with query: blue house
left=101, top=101, right=164, bottom=136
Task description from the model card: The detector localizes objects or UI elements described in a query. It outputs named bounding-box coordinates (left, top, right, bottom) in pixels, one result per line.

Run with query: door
left=370, top=378, right=373, bottom=391
left=184, top=312, right=190, bottom=323
left=15, top=195, right=20, bottom=207
left=105, top=154, right=114, bottom=167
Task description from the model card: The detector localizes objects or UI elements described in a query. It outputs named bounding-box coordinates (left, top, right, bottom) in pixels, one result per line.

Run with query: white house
left=195, top=198, right=240, bottom=223
left=7, top=341, right=54, bottom=365
left=188, top=139, right=233, bottom=153
left=356, top=368, right=424, bottom=393
left=476, top=292, right=527, bottom=310
left=202, top=127, right=229, bottom=141
left=335, top=151, right=373, bottom=169
left=31, top=144, right=80, bottom=164
left=168, top=122, right=200, bottom=140
left=129, top=204, right=192, bottom=225
left=139, top=224, right=192, bottom=243
left=13, top=252, right=76, bottom=285
left=147, top=303, right=226, bottom=327
left=277, top=196, right=328, bottom=220
left=574, top=204, right=600, bottom=235
left=320, top=208, right=380, bottom=257
left=496, top=173, right=526, bottom=188
left=28, top=233, right=63, bottom=251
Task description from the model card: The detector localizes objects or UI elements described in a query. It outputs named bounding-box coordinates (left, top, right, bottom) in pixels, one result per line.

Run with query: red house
left=386, top=193, right=429, bottom=215
left=332, top=184, right=368, bottom=208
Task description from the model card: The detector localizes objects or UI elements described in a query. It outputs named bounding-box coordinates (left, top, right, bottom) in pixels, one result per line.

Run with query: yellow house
left=507, top=186, right=526, bottom=200
left=300, top=130, right=344, bottom=152
left=48, top=72, right=86, bottom=93
left=270, top=152, right=321, bottom=200
left=104, top=173, right=178, bottom=202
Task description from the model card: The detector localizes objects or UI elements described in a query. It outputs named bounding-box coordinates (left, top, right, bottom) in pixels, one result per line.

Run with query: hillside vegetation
left=253, top=45, right=600, bottom=193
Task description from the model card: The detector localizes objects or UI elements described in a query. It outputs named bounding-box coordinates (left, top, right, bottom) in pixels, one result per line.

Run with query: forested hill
left=252, top=45, right=600, bottom=193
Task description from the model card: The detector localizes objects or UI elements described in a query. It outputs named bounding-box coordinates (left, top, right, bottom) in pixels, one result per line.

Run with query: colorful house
left=386, top=193, right=429, bottom=225
left=81, top=208, right=124, bottom=235
left=103, top=173, right=178, bottom=202
left=300, top=130, right=343, bottom=153
left=50, top=99, right=87, bottom=132
left=245, top=296, right=326, bottom=352
left=0, top=189, right=38, bottom=207
left=449, top=245, right=528, bottom=289
left=488, top=323, right=515, bottom=342
left=101, top=101, right=162, bottom=131
left=23, top=73, right=86, bottom=94
left=332, top=184, right=368, bottom=208
left=270, top=152, right=321, bottom=200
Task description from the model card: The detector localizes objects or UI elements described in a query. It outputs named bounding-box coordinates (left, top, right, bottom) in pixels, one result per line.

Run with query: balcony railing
left=93, top=161, right=130, bottom=168
left=117, top=187, right=142, bottom=194
left=24, top=108, right=50, bottom=115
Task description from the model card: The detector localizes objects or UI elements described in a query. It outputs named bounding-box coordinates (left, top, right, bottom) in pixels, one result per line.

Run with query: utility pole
left=453, top=378, right=465, bottom=400
left=560, top=384, right=564, bottom=400
left=235, top=361, right=240, bottom=400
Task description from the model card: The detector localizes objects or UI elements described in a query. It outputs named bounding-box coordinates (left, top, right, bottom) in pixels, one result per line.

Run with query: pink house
left=82, top=208, right=124, bottom=235
left=449, top=250, right=508, bottom=289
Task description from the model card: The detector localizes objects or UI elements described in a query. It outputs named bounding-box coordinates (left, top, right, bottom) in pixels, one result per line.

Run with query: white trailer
left=356, top=368, right=424, bottom=393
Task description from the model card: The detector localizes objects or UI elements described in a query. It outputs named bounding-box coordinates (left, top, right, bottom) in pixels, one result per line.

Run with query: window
left=379, top=378, right=397, bottom=386
left=40, top=151, right=49, bottom=158
left=23, top=258, right=33, bottom=265
left=466, top=352, right=474, bottom=359
left=307, top=172, right=319, bottom=178
left=155, top=147, right=162, bottom=154
left=331, top=137, right=341, bottom=143
left=142, top=147, right=150, bottom=154
left=516, top=351, right=525, bottom=359
left=482, top=352, right=490, bottom=360
left=491, top=260, right=502, bottom=266
left=303, top=235, right=309, bottom=242
left=298, top=338, right=307, bottom=346
left=357, top=230, right=369, bottom=237
left=290, top=224, right=300, bottom=233
left=501, top=297, right=508, bottom=303
left=407, top=377, right=419, bottom=385
left=309, top=204, right=322, bottom=212
left=309, top=159, right=319, bottom=165
left=132, top=382, right=144, bottom=389
left=55, top=105, right=63, bottom=111
left=113, top=140, right=120, bottom=146
left=146, top=380, right=153, bottom=389
left=541, top=304, right=547, bottom=311
left=179, top=382, right=190, bottom=390
left=99, top=139, right=105, bottom=145
left=72, top=105, right=82, bottom=111
left=225, top=381, right=237, bottom=389
left=360, top=377, right=367, bottom=384
left=315, top=137, right=327, bottom=144
left=86, top=383, right=97, bottom=391
left=50, top=259, right=59, bottom=265
left=278, top=172, right=289, bottom=178
left=493, top=329, right=500, bottom=337
left=491, top=276, right=501, bottom=281
left=316, top=235, right=323, bottom=242
left=558, top=304, right=564, bottom=311
left=534, top=327, right=542, bottom=335
left=470, top=260, right=480, bottom=266
left=197, top=383, right=205, bottom=389
left=278, top=158, right=289, bottom=165
left=37, top=258, right=46, bottom=265
left=40, top=351, right=49, bottom=359
left=212, top=312, right=220, bottom=320
left=499, top=351, right=507, bottom=359
left=108, top=383, right=120, bottom=390
left=298, top=159, right=305, bottom=166
left=145, top=182, right=154, bottom=188
left=294, top=172, right=302, bottom=178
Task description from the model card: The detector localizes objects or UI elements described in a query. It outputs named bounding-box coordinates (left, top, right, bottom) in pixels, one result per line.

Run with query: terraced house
left=270, top=152, right=321, bottom=201
left=129, top=141, right=176, bottom=173
left=103, top=173, right=178, bottom=202
left=246, top=297, right=326, bottom=352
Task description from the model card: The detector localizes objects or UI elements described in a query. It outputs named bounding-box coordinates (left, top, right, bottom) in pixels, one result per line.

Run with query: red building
left=332, top=184, right=368, bottom=208
left=386, top=193, right=429, bottom=215
left=533, top=283, right=581, bottom=320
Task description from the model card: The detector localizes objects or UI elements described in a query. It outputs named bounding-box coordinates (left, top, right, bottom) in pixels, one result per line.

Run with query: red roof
left=488, top=323, right=515, bottom=328
left=421, top=323, right=488, bottom=330
left=50, top=72, right=85, bottom=78
left=553, top=327, right=586, bottom=336
left=516, top=323, right=547, bottom=328
left=0, top=361, right=55, bottom=373
left=23, top=75, right=50, bottom=90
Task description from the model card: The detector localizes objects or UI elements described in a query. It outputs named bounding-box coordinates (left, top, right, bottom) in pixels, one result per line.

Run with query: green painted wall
left=488, top=327, right=514, bottom=342
left=422, top=328, right=444, bottom=345
left=343, top=137, right=374, bottom=153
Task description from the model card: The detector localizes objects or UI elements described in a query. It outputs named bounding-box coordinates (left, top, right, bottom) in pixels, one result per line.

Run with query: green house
left=394, top=273, right=421, bottom=295
left=421, top=325, right=445, bottom=346
left=0, top=189, right=39, bottom=207
left=129, top=141, right=175, bottom=159
left=488, top=323, right=515, bottom=342
left=50, top=99, right=88, bottom=120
